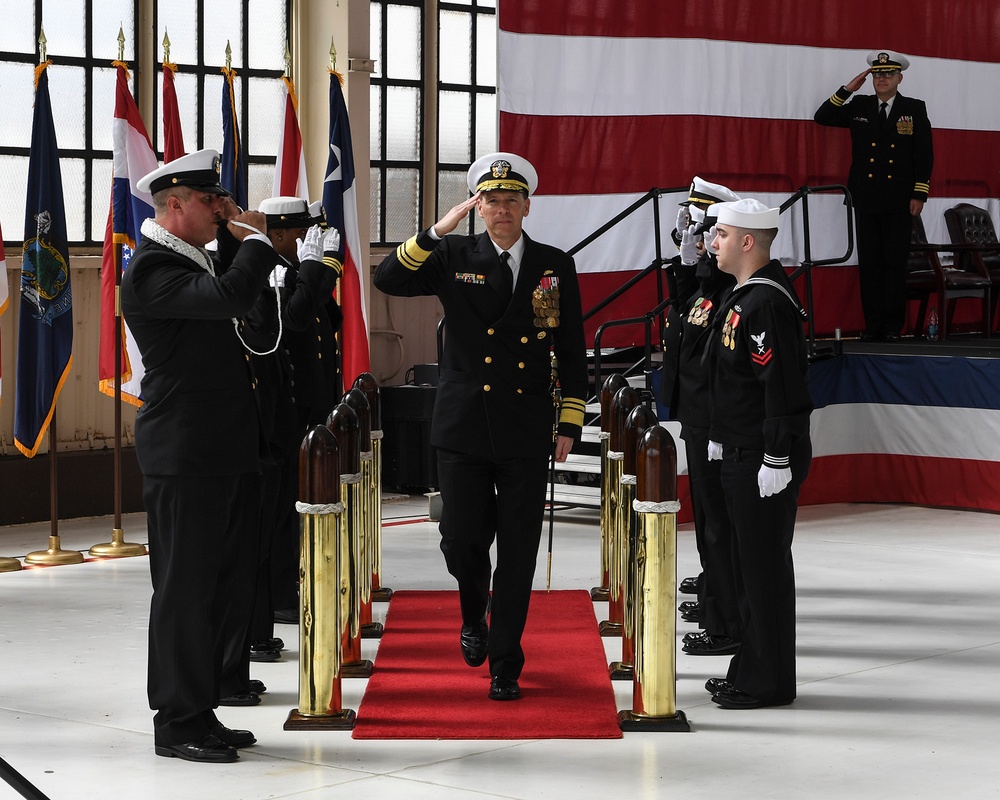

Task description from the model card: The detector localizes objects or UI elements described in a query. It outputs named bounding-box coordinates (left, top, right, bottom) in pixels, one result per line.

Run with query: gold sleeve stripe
left=914, top=182, right=930, bottom=193
left=322, top=256, right=343, bottom=275
left=558, top=396, right=586, bottom=428
left=830, top=93, right=846, bottom=106
left=395, top=235, right=433, bottom=271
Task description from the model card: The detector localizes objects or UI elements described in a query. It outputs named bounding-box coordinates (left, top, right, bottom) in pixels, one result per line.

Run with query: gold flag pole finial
left=284, top=42, right=291, bottom=79
left=38, top=27, right=47, bottom=63
left=162, top=29, right=171, bottom=63
left=117, top=25, right=125, bottom=61
left=330, top=37, right=337, bottom=72
left=225, top=39, right=232, bottom=71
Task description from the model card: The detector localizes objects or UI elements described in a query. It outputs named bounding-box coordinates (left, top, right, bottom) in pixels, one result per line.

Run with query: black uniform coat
left=373, top=228, right=588, bottom=458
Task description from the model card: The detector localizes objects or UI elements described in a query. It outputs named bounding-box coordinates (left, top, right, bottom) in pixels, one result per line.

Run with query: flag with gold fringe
left=162, top=60, right=186, bottom=162
left=273, top=75, right=309, bottom=198
left=220, top=66, right=248, bottom=209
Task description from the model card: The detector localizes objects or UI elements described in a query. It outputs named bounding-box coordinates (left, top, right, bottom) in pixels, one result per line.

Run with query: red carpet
left=352, top=590, right=623, bottom=739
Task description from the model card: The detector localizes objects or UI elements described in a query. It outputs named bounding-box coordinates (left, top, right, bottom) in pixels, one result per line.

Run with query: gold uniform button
left=890, top=144, right=895, bottom=149
left=518, top=362, right=525, bottom=369
left=318, top=353, right=323, bottom=359
left=521, top=336, right=528, bottom=343
left=868, top=173, right=873, bottom=178
left=244, top=354, right=250, bottom=362
left=484, top=384, right=491, bottom=392
left=485, top=356, right=492, bottom=364
left=889, top=159, right=894, bottom=164
left=517, top=388, right=523, bottom=394
left=487, top=328, right=495, bottom=335
left=871, top=142, right=877, bottom=147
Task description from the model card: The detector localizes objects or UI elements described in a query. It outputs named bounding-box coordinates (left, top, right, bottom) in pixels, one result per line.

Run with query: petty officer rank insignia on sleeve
left=721, top=308, right=741, bottom=349
left=533, top=275, right=561, bottom=328
left=456, top=272, right=486, bottom=284
left=687, top=297, right=713, bottom=327
left=750, top=331, right=773, bottom=366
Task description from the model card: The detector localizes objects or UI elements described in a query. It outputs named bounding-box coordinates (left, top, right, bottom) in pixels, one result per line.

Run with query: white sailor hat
left=684, top=177, right=741, bottom=207
left=693, top=197, right=740, bottom=235
left=136, top=148, right=229, bottom=196
left=259, top=196, right=314, bottom=229
left=867, top=50, right=910, bottom=73
left=715, top=198, right=780, bottom=230
left=467, top=152, right=538, bottom=195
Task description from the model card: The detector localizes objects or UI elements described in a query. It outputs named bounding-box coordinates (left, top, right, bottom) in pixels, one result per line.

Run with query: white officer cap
left=259, top=196, right=313, bottom=229
left=867, top=50, right=910, bottom=73
left=137, top=148, right=229, bottom=196
left=715, top=198, right=780, bottom=230
left=467, top=152, right=538, bottom=195
left=684, top=176, right=741, bottom=207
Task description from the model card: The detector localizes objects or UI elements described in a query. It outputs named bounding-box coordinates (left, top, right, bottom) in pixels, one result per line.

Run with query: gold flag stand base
left=608, top=661, right=634, bottom=681
left=340, top=660, right=374, bottom=679
left=590, top=586, right=609, bottom=601
left=284, top=708, right=356, bottom=731
left=618, top=709, right=690, bottom=732
left=598, top=621, right=623, bottom=637
left=24, top=536, right=85, bottom=566
left=89, top=529, right=147, bottom=558
left=0, top=557, right=23, bottom=573
left=360, top=622, right=384, bottom=639
left=371, top=587, right=393, bottom=602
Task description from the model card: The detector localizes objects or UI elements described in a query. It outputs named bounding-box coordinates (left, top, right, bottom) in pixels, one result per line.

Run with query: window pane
left=370, top=2, right=383, bottom=79
left=0, top=4, right=36, bottom=53
left=437, top=169, right=469, bottom=233
left=204, top=0, right=243, bottom=69
left=157, top=0, right=198, bottom=64
left=91, top=157, right=112, bottom=242
left=385, top=4, right=420, bottom=81
left=92, top=0, right=135, bottom=61
left=386, top=85, right=419, bottom=160
left=369, top=166, right=382, bottom=242
left=48, top=65, right=87, bottom=150
left=0, top=62, right=35, bottom=147
left=475, top=92, right=496, bottom=154
left=156, top=69, right=197, bottom=155
left=60, top=157, right=87, bottom=241
left=248, top=162, right=272, bottom=211
left=478, top=0, right=496, bottom=8
left=440, top=11, right=470, bottom=84
left=91, top=67, right=121, bottom=152
left=248, top=0, right=286, bottom=70
left=204, top=72, right=226, bottom=155
left=370, top=85, right=382, bottom=159
left=42, top=0, right=86, bottom=58
left=438, top=91, right=470, bottom=163
left=0, top=155, right=29, bottom=240
left=248, top=77, right=283, bottom=156
left=475, top=13, right=496, bottom=86
left=385, top=167, right=419, bottom=243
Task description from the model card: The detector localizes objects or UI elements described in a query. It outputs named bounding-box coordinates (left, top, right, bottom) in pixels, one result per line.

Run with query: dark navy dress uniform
left=709, top=259, right=813, bottom=706
left=374, top=227, right=587, bottom=680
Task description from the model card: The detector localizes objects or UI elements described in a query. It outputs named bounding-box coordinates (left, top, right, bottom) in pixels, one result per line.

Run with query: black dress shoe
left=154, top=733, right=238, bottom=763
left=704, top=677, right=733, bottom=694
left=248, top=679, right=267, bottom=695
left=211, top=723, right=256, bottom=748
left=683, top=629, right=709, bottom=644
left=249, top=642, right=281, bottom=662
left=273, top=607, right=298, bottom=625
left=681, top=608, right=700, bottom=623
left=678, top=600, right=699, bottom=614
left=884, top=332, right=901, bottom=342
left=460, top=619, right=488, bottom=667
left=489, top=676, right=521, bottom=701
left=682, top=634, right=741, bottom=656
left=679, top=575, right=699, bottom=595
left=713, top=688, right=792, bottom=709
left=267, top=637, right=284, bottom=651
left=219, top=691, right=261, bottom=707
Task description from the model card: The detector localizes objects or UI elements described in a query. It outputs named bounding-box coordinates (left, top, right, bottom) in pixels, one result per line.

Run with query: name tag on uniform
left=455, top=272, right=485, bottom=284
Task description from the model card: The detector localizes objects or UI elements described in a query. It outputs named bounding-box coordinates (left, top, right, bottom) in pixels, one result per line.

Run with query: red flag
left=162, top=61, right=185, bottom=163
left=322, top=71, right=370, bottom=389
left=272, top=76, right=309, bottom=198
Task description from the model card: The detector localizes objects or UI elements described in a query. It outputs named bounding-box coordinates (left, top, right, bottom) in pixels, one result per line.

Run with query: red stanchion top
left=299, top=425, right=340, bottom=504
left=637, top=425, right=677, bottom=503
left=326, top=402, right=361, bottom=475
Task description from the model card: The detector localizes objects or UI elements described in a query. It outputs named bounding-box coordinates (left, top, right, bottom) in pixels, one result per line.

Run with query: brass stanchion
left=25, top=536, right=84, bottom=566
left=599, top=385, right=639, bottom=636
left=592, top=373, right=627, bottom=602
left=619, top=424, right=690, bottom=732
left=25, top=420, right=84, bottom=567
left=326, top=403, right=372, bottom=679
left=354, top=373, right=392, bottom=602
left=284, top=425, right=356, bottom=730
left=0, top=557, right=23, bottom=573
left=610, top=403, right=659, bottom=681
left=89, top=528, right=147, bottom=559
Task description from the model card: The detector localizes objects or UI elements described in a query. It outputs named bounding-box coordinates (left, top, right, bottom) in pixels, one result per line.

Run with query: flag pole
left=89, top=30, right=147, bottom=559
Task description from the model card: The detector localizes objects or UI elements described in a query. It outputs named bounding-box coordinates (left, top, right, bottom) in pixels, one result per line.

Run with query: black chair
left=944, top=203, right=1000, bottom=333
left=907, top=213, right=991, bottom=339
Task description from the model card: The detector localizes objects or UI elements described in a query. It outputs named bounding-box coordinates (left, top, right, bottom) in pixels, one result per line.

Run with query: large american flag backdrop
left=498, top=0, right=1000, bottom=344
left=498, top=0, right=1000, bottom=514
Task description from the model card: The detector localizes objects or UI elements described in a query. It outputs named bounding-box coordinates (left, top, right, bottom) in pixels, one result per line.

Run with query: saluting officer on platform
left=814, top=50, right=934, bottom=342
left=373, top=152, right=588, bottom=701
left=706, top=199, right=813, bottom=710
left=121, top=150, right=275, bottom=762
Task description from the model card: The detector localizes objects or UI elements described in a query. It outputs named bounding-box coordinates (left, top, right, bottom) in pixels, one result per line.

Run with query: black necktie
left=878, top=101, right=888, bottom=126
left=498, top=251, right=513, bottom=299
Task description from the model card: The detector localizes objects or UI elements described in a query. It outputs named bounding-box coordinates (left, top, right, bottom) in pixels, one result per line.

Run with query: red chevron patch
left=752, top=348, right=773, bottom=366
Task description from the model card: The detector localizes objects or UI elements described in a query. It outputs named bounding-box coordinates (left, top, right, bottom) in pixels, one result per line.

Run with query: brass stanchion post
left=354, top=373, right=392, bottom=602
left=592, top=373, right=627, bottom=602
left=284, top=425, right=356, bottom=730
left=0, top=557, right=23, bottom=573
left=619, top=424, right=690, bottom=732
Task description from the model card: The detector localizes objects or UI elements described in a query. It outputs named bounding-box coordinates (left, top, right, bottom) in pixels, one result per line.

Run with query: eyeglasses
left=872, top=70, right=900, bottom=78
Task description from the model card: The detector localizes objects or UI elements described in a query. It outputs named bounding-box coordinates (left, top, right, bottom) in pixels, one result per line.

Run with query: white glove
left=675, top=206, right=690, bottom=236
left=679, top=224, right=700, bottom=266
left=296, top=225, right=324, bottom=263
left=758, top=465, right=792, bottom=497
left=321, top=227, right=343, bottom=275
left=703, top=225, right=717, bottom=249
left=707, top=440, right=723, bottom=461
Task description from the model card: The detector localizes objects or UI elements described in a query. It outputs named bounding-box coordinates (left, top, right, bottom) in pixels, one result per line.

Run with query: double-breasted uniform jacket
left=374, top=229, right=588, bottom=461
left=814, top=88, right=933, bottom=214
left=121, top=237, right=275, bottom=476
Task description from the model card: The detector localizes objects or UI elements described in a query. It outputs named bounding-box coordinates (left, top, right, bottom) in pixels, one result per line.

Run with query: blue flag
left=15, top=62, right=73, bottom=458
left=220, top=67, right=248, bottom=209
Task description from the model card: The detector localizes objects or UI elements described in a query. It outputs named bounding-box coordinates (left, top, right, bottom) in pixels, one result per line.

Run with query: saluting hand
left=433, top=193, right=481, bottom=237
left=226, top=210, right=267, bottom=241
left=844, top=69, right=871, bottom=93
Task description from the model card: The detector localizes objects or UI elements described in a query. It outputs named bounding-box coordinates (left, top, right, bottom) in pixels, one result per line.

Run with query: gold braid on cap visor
left=477, top=178, right=529, bottom=193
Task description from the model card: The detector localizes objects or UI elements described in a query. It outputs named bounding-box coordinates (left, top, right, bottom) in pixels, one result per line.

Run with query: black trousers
left=683, top=427, right=741, bottom=639
left=855, top=209, right=914, bottom=337
left=720, top=437, right=811, bottom=704
left=144, top=471, right=260, bottom=746
left=436, top=447, right=550, bottom=680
